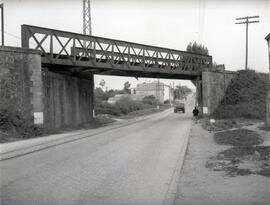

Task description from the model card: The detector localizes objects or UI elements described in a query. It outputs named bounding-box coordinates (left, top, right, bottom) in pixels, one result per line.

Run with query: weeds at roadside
left=259, top=125, right=270, bottom=132
left=200, top=118, right=258, bottom=132
left=214, top=129, right=263, bottom=146
left=206, top=127, right=270, bottom=177
left=206, top=146, right=270, bottom=177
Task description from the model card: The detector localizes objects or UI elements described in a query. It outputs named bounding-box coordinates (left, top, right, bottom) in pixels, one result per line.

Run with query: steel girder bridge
left=21, top=25, right=212, bottom=80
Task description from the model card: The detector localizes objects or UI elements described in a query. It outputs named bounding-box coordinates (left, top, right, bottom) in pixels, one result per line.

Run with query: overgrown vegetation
left=206, top=126, right=270, bottom=177
left=94, top=80, right=161, bottom=116
left=173, top=85, right=192, bottom=100
left=115, top=97, right=150, bottom=115
left=0, top=108, right=45, bottom=143
left=0, top=72, right=47, bottom=143
left=142, top=95, right=158, bottom=105
left=202, top=70, right=270, bottom=177
left=212, top=70, right=269, bottom=119
left=214, top=129, right=263, bottom=146
left=95, top=95, right=156, bottom=116
left=206, top=146, right=270, bottom=177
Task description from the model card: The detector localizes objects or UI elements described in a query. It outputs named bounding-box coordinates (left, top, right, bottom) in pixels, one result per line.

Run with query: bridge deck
left=21, top=25, right=212, bottom=79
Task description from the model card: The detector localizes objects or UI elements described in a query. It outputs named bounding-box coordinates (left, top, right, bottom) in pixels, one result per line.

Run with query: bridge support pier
left=193, top=76, right=203, bottom=114
left=42, top=68, right=95, bottom=129
left=201, top=71, right=236, bottom=116
left=0, top=46, right=95, bottom=130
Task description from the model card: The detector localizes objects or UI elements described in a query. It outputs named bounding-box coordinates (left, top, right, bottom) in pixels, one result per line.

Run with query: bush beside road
left=212, top=70, right=269, bottom=119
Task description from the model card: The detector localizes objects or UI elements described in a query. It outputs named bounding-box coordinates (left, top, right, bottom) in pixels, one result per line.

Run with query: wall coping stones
left=203, top=70, right=236, bottom=75
left=0, top=46, right=41, bottom=55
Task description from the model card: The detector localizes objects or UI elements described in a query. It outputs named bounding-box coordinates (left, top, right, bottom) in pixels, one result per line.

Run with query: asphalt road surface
left=1, top=103, right=194, bottom=205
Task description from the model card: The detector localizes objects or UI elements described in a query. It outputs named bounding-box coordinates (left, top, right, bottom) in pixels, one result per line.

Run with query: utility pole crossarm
left=235, top=15, right=259, bottom=70
left=235, top=20, right=259, bottom=24
left=236, top=15, right=259, bottom=20
left=247, top=20, right=260, bottom=23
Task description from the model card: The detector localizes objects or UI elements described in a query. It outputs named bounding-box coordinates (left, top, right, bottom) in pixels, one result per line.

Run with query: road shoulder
left=0, top=108, right=172, bottom=161
left=174, top=121, right=269, bottom=205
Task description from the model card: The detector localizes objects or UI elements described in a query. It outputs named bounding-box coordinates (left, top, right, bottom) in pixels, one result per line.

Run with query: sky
left=1, top=0, right=270, bottom=90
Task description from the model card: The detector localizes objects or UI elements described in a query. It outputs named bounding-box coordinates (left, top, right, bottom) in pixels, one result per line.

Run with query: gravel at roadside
left=174, top=121, right=269, bottom=205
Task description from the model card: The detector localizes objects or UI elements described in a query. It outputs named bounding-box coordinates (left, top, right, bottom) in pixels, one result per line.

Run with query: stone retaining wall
left=202, top=71, right=236, bottom=115
left=0, top=46, right=94, bottom=130
left=0, top=46, right=42, bottom=121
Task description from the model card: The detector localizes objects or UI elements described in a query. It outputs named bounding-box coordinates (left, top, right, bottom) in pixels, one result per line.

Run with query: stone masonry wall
left=0, top=46, right=42, bottom=122
left=42, top=68, right=94, bottom=129
left=0, top=46, right=94, bottom=130
left=202, top=71, right=236, bottom=115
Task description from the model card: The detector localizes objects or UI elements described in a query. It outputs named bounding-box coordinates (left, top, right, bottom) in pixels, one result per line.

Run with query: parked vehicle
left=173, top=101, right=185, bottom=113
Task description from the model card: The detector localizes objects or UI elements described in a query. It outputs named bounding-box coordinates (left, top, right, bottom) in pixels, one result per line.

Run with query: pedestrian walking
left=192, top=107, right=199, bottom=123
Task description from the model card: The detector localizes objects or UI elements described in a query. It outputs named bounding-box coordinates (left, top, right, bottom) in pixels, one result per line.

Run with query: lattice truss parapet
left=21, top=25, right=212, bottom=76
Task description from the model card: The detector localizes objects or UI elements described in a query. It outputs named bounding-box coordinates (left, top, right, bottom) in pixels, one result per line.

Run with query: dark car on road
left=173, top=101, right=185, bottom=113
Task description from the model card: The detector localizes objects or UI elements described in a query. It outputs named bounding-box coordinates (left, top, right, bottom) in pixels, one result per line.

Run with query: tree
left=173, top=85, right=192, bottom=100
left=123, top=81, right=131, bottom=94
left=186, top=42, right=209, bottom=55
left=99, top=79, right=106, bottom=90
left=142, top=95, right=158, bottom=105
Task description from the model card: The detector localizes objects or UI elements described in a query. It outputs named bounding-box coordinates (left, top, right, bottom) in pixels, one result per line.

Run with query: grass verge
left=214, top=129, right=263, bottom=146
left=206, top=126, right=269, bottom=177
left=206, top=146, right=270, bottom=177
left=201, top=118, right=260, bottom=132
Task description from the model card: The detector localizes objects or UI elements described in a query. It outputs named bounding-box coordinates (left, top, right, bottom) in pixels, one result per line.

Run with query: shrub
left=214, top=128, right=263, bottom=146
left=164, top=100, right=170, bottom=104
left=212, top=70, right=269, bottom=119
left=142, top=95, right=158, bottom=105
left=95, top=101, right=122, bottom=116
left=0, top=108, right=45, bottom=140
left=95, top=96, right=155, bottom=116
left=116, top=97, right=144, bottom=114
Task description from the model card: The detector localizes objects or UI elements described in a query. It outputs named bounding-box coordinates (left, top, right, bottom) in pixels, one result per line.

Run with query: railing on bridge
left=21, top=25, right=212, bottom=75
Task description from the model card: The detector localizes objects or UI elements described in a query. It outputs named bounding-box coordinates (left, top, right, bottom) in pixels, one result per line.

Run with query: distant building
left=107, top=82, right=174, bottom=104
left=135, top=81, right=165, bottom=104
left=164, top=85, right=174, bottom=103
left=265, top=34, right=270, bottom=126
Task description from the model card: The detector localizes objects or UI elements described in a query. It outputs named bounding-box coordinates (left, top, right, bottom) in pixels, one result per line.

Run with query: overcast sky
left=1, top=0, right=269, bottom=89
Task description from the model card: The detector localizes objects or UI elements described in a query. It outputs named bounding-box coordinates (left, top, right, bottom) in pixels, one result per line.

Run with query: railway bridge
left=0, top=25, right=235, bottom=129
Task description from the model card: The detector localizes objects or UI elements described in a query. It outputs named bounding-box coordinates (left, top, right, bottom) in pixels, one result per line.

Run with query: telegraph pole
left=235, top=15, right=259, bottom=70
left=0, top=3, right=4, bottom=46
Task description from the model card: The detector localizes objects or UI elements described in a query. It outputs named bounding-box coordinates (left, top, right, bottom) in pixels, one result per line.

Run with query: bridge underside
left=44, top=63, right=200, bottom=80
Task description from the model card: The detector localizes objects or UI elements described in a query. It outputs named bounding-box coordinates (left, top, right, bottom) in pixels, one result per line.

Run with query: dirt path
left=174, top=121, right=269, bottom=205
